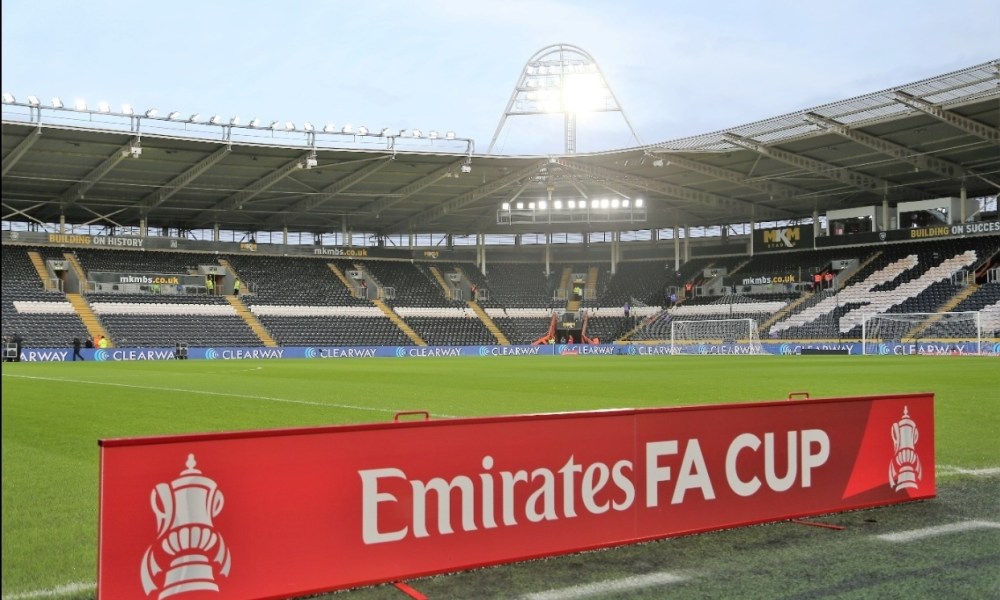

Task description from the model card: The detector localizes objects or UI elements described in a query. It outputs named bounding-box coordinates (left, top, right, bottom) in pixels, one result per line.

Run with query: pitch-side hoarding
left=98, top=393, right=934, bottom=599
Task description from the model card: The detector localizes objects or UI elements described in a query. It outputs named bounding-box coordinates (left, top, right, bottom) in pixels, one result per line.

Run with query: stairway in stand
left=468, top=301, right=510, bottom=345
left=372, top=299, right=427, bottom=346
left=428, top=266, right=455, bottom=299
left=28, top=251, right=57, bottom=290
left=66, top=293, right=111, bottom=346
left=225, top=296, right=278, bottom=347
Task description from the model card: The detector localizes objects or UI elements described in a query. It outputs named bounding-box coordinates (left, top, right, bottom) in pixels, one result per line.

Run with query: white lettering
left=764, top=432, right=797, bottom=492
left=672, top=439, right=715, bottom=503
left=480, top=456, right=497, bottom=529
left=611, top=460, right=635, bottom=510
left=645, top=440, right=678, bottom=507
left=410, top=475, right=476, bottom=537
left=800, top=429, right=830, bottom=488
left=359, top=468, right=408, bottom=544
left=726, top=433, right=762, bottom=497
left=501, top=469, right=528, bottom=526
left=582, top=462, right=610, bottom=514
left=559, top=456, right=582, bottom=518
left=525, top=468, right=557, bottom=523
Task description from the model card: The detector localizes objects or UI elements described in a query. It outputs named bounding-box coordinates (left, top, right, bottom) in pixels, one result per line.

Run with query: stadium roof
left=2, top=60, right=998, bottom=237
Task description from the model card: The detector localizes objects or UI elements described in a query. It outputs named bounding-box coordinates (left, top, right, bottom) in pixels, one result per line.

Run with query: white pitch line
left=876, top=520, right=1000, bottom=543
left=2, top=373, right=455, bottom=417
left=937, top=465, right=1000, bottom=477
left=1, top=581, right=93, bottom=600
left=521, top=572, right=688, bottom=600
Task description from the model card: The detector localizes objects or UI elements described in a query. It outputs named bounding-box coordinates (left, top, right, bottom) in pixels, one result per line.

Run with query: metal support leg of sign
left=393, top=581, right=429, bottom=599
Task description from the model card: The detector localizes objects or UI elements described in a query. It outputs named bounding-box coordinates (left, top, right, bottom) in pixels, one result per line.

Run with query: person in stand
left=470, top=283, right=477, bottom=301
left=568, top=334, right=575, bottom=344
left=670, top=292, right=678, bottom=307
left=72, top=337, right=84, bottom=361
left=623, top=301, right=631, bottom=319
left=233, top=278, right=241, bottom=296
left=97, top=335, right=109, bottom=349
left=12, top=333, right=23, bottom=362
left=85, top=336, right=94, bottom=348
left=205, top=276, right=214, bottom=296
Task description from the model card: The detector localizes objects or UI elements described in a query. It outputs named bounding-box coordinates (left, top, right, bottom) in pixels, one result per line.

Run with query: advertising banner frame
left=97, top=393, right=935, bottom=599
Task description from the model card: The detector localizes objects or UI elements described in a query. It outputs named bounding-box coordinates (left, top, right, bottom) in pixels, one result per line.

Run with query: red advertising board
left=98, top=393, right=934, bottom=599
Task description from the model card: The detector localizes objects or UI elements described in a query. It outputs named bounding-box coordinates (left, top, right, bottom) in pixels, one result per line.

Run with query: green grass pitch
left=2, top=355, right=998, bottom=599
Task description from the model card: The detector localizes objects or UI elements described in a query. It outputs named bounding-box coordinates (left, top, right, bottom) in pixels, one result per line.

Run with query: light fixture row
left=1, top=93, right=458, bottom=139
left=501, top=198, right=644, bottom=211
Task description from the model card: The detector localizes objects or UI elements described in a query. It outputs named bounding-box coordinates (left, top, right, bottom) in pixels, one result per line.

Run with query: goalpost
left=861, top=311, right=984, bottom=355
left=669, top=318, right=767, bottom=355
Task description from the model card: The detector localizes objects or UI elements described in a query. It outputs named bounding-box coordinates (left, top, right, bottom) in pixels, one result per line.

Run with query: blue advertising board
left=9, top=341, right=999, bottom=362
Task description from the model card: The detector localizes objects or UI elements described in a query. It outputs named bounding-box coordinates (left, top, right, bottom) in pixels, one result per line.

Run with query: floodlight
left=652, top=158, right=664, bottom=167
left=322, top=123, right=335, bottom=133
left=189, top=113, right=201, bottom=122
left=460, top=162, right=472, bottom=174
left=501, top=202, right=510, bottom=210
left=398, top=129, right=408, bottom=137
left=209, top=115, right=221, bottom=125
left=600, top=199, right=609, bottom=209
left=167, top=111, right=180, bottom=120
left=249, top=117, right=260, bottom=128
left=568, top=200, right=576, bottom=209
left=2, top=93, right=14, bottom=103
left=636, top=198, right=644, bottom=207
left=611, top=198, right=620, bottom=208
left=516, top=202, right=524, bottom=210
left=554, top=200, right=562, bottom=210
left=52, top=97, right=65, bottom=108
left=120, top=103, right=132, bottom=114
left=302, top=121, right=314, bottom=132
left=357, top=126, right=369, bottom=135
left=445, top=131, right=456, bottom=140
left=284, top=122, right=295, bottom=131
left=428, top=130, right=439, bottom=139
left=229, top=116, right=240, bottom=126
left=270, top=120, right=281, bottom=129
left=144, top=108, right=157, bottom=117
left=412, top=129, right=422, bottom=138
left=539, top=200, right=547, bottom=210
left=305, top=152, right=318, bottom=169
left=622, top=199, right=630, bottom=208
left=75, top=99, right=88, bottom=111
left=591, top=199, right=599, bottom=208
left=379, top=127, right=391, bottom=136
left=27, top=95, right=40, bottom=106
left=341, top=124, right=353, bottom=134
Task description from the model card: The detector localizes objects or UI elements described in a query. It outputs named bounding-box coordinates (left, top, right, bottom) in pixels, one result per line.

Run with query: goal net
left=861, top=311, right=984, bottom=355
left=669, top=318, right=767, bottom=355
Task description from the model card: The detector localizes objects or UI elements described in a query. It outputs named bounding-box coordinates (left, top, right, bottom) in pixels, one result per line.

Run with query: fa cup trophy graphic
left=141, top=454, right=232, bottom=598
left=889, top=406, right=922, bottom=492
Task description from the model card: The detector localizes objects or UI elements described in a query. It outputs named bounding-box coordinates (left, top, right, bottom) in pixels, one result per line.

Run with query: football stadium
left=3, top=39, right=999, bottom=600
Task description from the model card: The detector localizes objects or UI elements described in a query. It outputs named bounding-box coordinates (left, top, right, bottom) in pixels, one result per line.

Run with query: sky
left=2, top=0, right=998, bottom=156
